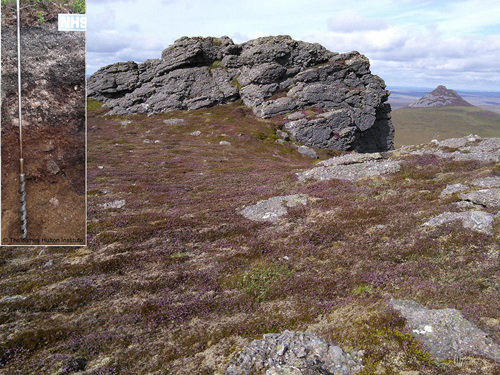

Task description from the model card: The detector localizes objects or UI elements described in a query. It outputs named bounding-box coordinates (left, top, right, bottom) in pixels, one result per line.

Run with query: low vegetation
left=392, top=106, right=500, bottom=147
left=1, top=0, right=85, bottom=25
left=0, top=101, right=498, bottom=374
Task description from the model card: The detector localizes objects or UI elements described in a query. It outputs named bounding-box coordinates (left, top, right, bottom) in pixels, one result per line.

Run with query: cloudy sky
left=87, top=0, right=500, bottom=91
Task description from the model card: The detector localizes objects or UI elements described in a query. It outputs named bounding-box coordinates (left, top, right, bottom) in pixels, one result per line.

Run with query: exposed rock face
left=88, top=35, right=394, bottom=152
left=408, top=85, right=472, bottom=108
left=401, top=135, right=500, bottom=163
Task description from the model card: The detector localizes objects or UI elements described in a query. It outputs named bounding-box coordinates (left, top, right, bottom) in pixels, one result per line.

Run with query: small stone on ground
left=163, top=118, right=185, bottom=125
left=101, top=200, right=126, bottom=209
left=297, top=145, right=318, bottom=159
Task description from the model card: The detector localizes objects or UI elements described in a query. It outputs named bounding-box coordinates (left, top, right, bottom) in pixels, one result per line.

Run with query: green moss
left=211, top=37, right=223, bottom=46
left=373, top=327, right=436, bottom=366
left=72, top=0, right=85, bottom=13
left=87, top=98, right=104, bottom=111
left=36, top=11, right=45, bottom=23
left=231, top=76, right=242, bottom=90
left=240, top=264, right=294, bottom=302
left=352, top=284, right=374, bottom=295
left=208, top=60, right=227, bottom=71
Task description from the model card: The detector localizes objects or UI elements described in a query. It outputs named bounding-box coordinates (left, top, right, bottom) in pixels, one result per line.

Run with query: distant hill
left=388, top=87, right=500, bottom=112
left=408, top=85, right=473, bottom=108
left=392, top=105, right=500, bottom=147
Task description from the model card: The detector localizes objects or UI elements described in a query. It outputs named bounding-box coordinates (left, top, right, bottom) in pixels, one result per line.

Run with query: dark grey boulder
left=88, top=35, right=394, bottom=152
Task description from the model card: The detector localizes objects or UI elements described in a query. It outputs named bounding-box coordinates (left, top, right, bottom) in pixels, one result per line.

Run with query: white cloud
left=302, top=18, right=500, bottom=90
left=327, top=9, right=388, bottom=32
left=85, top=0, right=500, bottom=90
left=87, top=0, right=133, bottom=3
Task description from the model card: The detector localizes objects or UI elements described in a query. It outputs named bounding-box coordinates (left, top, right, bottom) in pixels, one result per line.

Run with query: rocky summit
left=88, top=35, right=394, bottom=152
left=408, top=85, right=473, bottom=108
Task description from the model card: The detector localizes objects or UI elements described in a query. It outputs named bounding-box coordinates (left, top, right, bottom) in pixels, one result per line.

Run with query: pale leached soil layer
left=0, top=101, right=499, bottom=374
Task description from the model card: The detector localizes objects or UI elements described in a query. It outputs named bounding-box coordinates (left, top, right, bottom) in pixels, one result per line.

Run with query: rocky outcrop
left=88, top=35, right=394, bottom=152
left=400, top=135, right=500, bottom=162
left=424, top=169, right=500, bottom=235
left=408, top=85, right=472, bottom=108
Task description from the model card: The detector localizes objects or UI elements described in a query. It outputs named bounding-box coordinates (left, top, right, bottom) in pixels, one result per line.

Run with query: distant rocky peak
left=408, top=85, right=472, bottom=108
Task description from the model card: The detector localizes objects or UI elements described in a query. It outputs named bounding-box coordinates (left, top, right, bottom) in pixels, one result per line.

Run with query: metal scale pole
left=16, top=0, right=27, bottom=239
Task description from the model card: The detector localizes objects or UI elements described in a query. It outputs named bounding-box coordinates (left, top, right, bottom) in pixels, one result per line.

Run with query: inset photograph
left=1, top=0, right=86, bottom=246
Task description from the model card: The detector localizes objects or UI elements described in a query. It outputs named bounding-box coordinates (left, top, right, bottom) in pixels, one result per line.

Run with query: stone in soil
left=296, top=145, right=318, bottom=159
left=101, top=199, right=126, bottom=209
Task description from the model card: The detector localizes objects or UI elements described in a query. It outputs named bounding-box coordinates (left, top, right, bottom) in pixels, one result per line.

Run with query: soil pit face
left=1, top=16, right=85, bottom=245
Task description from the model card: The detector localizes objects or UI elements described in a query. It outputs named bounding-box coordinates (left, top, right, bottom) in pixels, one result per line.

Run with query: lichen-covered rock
left=390, top=300, right=500, bottom=362
left=471, top=177, right=500, bottom=189
left=297, top=153, right=400, bottom=182
left=88, top=35, right=394, bottom=152
left=423, top=211, right=495, bottom=234
left=440, top=183, right=468, bottom=197
left=238, top=194, right=309, bottom=222
left=460, top=189, right=500, bottom=209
